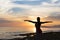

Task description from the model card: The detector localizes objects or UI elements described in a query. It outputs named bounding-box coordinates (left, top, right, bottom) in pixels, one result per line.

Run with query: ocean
left=0, top=27, right=60, bottom=39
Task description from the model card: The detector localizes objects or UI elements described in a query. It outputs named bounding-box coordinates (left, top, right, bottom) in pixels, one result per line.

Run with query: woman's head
left=37, top=17, right=40, bottom=22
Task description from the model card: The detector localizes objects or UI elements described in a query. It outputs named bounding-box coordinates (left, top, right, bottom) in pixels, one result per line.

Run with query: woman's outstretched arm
left=24, top=20, right=36, bottom=23
left=41, top=21, right=52, bottom=24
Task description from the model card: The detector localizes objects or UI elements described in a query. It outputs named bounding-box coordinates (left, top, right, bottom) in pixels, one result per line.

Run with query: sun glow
left=33, top=28, right=36, bottom=32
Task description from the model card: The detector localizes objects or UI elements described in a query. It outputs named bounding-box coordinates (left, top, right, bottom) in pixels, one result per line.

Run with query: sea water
left=0, top=27, right=60, bottom=39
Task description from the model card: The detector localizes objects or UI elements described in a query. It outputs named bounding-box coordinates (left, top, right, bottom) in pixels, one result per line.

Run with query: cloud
left=0, top=0, right=33, bottom=14
left=12, top=1, right=41, bottom=5
left=0, top=18, right=15, bottom=27
left=0, top=0, right=15, bottom=14
left=7, top=7, right=27, bottom=15
left=12, top=0, right=51, bottom=5
left=0, top=18, right=11, bottom=23
left=12, top=0, right=60, bottom=6
left=54, top=0, right=60, bottom=4
left=42, top=25, right=60, bottom=28
left=5, top=7, right=60, bottom=18
left=0, top=18, right=25, bottom=27
left=52, top=0, right=58, bottom=3
left=45, top=12, right=60, bottom=20
left=0, top=17, right=34, bottom=31
left=0, top=0, right=60, bottom=18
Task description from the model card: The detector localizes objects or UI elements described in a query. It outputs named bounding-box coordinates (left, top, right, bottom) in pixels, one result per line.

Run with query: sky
left=0, top=0, right=60, bottom=32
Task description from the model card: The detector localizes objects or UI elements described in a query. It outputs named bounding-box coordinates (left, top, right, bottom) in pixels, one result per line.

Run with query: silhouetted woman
left=24, top=17, right=52, bottom=40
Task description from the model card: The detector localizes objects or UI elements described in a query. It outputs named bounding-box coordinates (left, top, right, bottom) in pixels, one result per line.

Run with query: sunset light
left=0, top=0, right=60, bottom=40
left=33, top=28, right=36, bottom=32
